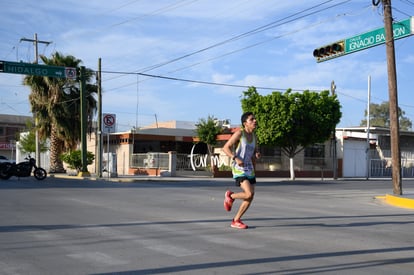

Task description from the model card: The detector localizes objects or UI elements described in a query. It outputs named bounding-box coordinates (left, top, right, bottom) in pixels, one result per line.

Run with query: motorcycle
left=0, top=155, right=47, bottom=180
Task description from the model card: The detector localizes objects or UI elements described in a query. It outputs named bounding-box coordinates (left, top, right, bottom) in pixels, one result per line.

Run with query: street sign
left=345, top=17, right=413, bottom=54
left=102, top=113, right=116, bottom=133
left=314, top=16, right=414, bottom=62
left=0, top=60, right=76, bottom=79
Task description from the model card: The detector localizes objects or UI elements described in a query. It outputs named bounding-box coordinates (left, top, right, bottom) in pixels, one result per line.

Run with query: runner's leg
left=233, top=179, right=255, bottom=221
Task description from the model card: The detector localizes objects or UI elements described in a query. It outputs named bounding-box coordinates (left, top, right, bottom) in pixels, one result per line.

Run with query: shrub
left=61, top=150, right=95, bottom=172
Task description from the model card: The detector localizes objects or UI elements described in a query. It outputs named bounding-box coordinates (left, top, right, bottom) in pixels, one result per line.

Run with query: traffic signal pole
left=313, top=1, right=403, bottom=194
left=79, top=66, right=90, bottom=176
left=383, top=0, right=402, bottom=195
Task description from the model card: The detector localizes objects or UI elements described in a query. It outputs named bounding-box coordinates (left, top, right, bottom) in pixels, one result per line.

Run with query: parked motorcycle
left=0, top=155, right=47, bottom=180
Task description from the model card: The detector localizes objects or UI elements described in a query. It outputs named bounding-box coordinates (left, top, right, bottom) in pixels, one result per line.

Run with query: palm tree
left=24, top=52, right=97, bottom=173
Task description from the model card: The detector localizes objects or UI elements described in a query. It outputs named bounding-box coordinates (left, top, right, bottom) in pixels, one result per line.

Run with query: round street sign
left=65, top=67, right=77, bottom=79
left=103, top=114, right=115, bottom=127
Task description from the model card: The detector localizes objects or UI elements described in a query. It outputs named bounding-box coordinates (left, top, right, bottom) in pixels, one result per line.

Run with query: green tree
left=23, top=52, right=97, bottom=173
left=241, top=87, right=342, bottom=180
left=18, top=121, right=48, bottom=154
left=360, top=101, right=412, bottom=130
left=195, top=115, right=222, bottom=156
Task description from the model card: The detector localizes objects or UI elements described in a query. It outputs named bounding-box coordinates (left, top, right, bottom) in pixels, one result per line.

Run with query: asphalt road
left=0, top=176, right=414, bottom=275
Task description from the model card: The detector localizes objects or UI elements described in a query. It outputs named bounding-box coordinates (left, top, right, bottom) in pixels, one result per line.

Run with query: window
left=261, top=145, right=281, bottom=157
left=304, top=144, right=325, bottom=165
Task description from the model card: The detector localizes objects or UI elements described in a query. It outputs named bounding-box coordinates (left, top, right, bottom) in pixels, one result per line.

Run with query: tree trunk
left=207, top=144, right=214, bottom=172
left=49, top=124, right=65, bottom=173
left=289, top=157, right=295, bottom=180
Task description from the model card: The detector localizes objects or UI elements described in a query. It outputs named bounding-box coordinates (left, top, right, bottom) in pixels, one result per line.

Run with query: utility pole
left=20, top=33, right=52, bottom=64
left=20, top=33, right=52, bottom=167
left=382, top=0, right=402, bottom=195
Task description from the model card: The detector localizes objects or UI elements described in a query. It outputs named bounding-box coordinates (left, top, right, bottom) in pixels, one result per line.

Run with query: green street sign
left=314, top=17, right=414, bottom=62
left=0, top=60, right=76, bottom=79
left=345, top=17, right=413, bottom=54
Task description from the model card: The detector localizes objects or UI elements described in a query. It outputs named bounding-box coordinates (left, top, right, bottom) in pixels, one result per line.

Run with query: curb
left=47, top=174, right=216, bottom=183
left=375, top=194, right=414, bottom=209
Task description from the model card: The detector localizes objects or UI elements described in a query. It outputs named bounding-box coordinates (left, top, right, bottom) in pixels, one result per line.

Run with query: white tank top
left=232, top=130, right=256, bottom=178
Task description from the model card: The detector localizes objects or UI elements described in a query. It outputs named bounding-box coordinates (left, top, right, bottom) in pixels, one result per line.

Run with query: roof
left=116, top=127, right=197, bottom=137
left=336, top=126, right=414, bottom=136
left=0, top=114, right=33, bottom=125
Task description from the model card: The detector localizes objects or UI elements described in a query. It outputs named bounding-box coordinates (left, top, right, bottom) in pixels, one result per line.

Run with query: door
left=343, top=140, right=367, bottom=177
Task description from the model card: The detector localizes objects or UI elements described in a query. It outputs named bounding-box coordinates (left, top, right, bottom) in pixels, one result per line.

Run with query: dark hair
left=241, top=112, right=254, bottom=125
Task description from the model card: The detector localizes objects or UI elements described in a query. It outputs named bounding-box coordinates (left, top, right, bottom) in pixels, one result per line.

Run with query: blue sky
left=1, top=0, right=414, bottom=131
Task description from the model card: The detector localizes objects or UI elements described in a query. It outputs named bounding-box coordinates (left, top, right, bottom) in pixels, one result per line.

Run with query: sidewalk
left=48, top=173, right=232, bottom=183
left=49, top=173, right=414, bottom=210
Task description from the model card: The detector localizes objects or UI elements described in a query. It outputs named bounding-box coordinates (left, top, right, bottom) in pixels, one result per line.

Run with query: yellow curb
left=375, top=194, right=414, bottom=209
left=77, top=171, right=91, bottom=177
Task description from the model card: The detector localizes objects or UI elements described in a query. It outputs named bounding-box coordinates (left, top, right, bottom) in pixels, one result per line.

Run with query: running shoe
left=224, top=190, right=234, bottom=211
left=231, top=219, right=248, bottom=229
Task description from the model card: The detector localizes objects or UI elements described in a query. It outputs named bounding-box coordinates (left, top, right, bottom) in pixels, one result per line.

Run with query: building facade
left=87, top=123, right=414, bottom=179
left=0, top=114, right=32, bottom=160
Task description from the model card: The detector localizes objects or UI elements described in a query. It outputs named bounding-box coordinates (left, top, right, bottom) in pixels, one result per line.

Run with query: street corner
left=375, top=194, right=414, bottom=209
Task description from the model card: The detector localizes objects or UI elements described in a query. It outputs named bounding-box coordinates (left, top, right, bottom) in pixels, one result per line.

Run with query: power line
left=108, top=0, right=200, bottom=29
left=100, top=69, right=323, bottom=92
left=136, top=0, right=352, bottom=74
left=165, top=5, right=372, bottom=76
left=101, top=69, right=305, bottom=91
left=100, top=68, right=414, bottom=114
left=398, top=0, right=414, bottom=8
left=104, top=1, right=368, bottom=97
left=392, top=6, right=412, bottom=17
left=103, top=0, right=354, bottom=87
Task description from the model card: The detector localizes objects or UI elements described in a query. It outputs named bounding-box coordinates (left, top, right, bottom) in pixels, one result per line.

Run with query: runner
left=222, top=112, right=260, bottom=229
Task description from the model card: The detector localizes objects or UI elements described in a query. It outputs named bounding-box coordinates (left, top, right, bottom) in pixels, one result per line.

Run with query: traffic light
left=313, top=41, right=345, bottom=62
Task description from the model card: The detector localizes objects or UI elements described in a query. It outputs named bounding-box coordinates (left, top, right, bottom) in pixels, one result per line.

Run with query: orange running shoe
left=231, top=219, right=248, bottom=229
left=224, top=190, right=234, bottom=211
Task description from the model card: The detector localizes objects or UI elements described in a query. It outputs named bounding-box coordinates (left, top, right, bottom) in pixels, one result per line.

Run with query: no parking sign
left=103, top=113, right=116, bottom=133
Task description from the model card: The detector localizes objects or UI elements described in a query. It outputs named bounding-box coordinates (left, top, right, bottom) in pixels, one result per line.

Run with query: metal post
left=97, top=58, right=102, bottom=177
left=330, top=81, right=337, bottom=179
left=366, top=75, right=371, bottom=180
left=107, top=133, right=110, bottom=178
left=79, top=66, right=90, bottom=176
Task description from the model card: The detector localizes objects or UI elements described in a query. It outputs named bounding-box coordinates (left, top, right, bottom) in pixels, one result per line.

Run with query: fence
left=175, top=153, right=216, bottom=171
left=130, top=153, right=169, bottom=169
left=368, top=149, right=414, bottom=178
left=130, top=153, right=213, bottom=171
left=130, top=153, right=333, bottom=171
left=174, top=154, right=331, bottom=172
left=369, top=159, right=414, bottom=178
left=129, top=151, right=414, bottom=178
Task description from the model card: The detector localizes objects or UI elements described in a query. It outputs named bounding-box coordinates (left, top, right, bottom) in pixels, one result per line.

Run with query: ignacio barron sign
left=345, top=17, right=413, bottom=54
left=0, top=60, right=76, bottom=79
left=313, top=17, right=414, bottom=62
